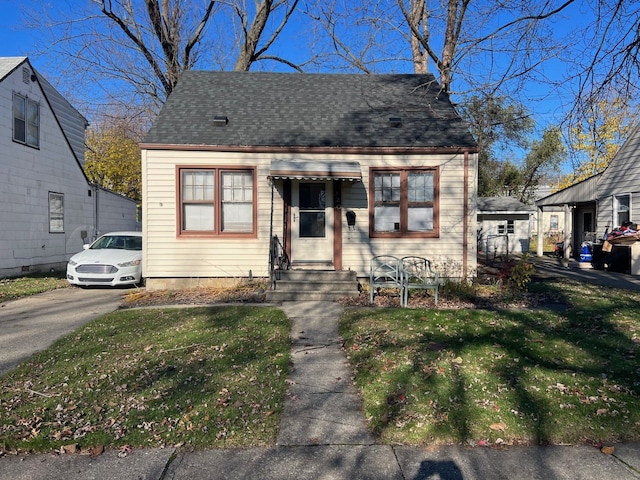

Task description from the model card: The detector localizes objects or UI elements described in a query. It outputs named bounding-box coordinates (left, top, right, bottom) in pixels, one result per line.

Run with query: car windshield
left=90, top=235, right=142, bottom=251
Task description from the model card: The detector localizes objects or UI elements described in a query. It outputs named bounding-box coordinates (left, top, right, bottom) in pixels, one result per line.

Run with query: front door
left=291, top=181, right=333, bottom=264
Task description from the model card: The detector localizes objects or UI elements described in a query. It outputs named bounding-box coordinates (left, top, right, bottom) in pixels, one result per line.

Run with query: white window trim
left=614, top=193, right=631, bottom=227
left=13, top=92, right=40, bottom=148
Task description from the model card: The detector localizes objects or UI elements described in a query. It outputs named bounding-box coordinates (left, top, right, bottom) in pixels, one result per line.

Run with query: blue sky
left=0, top=0, right=32, bottom=57
left=0, top=0, right=609, bottom=152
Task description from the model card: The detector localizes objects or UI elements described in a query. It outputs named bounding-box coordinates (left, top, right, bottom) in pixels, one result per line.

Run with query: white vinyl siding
left=142, top=151, right=272, bottom=279
left=1, top=59, right=137, bottom=276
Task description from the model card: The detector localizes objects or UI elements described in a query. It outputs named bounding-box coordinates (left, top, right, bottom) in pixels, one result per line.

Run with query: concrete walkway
left=276, top=301, right=374, bottom=447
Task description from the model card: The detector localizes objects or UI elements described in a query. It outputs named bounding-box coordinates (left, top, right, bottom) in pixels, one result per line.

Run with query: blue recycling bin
left=579, top=243, right=592, bottom=263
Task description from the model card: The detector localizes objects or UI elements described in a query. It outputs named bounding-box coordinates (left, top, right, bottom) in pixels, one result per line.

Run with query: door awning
left=268, top=160, right=362, bottom=181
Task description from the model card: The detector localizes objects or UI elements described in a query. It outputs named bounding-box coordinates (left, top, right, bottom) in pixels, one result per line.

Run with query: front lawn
left=339, top=278, right=640, bottom=446
left=0, top=306, right=290, bottom=453
left=0, top=272, right=68, bottom=303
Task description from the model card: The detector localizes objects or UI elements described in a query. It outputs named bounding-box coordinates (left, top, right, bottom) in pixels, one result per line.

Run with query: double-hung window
left=370, top=167, right=438, bottom=237
left=13, top=93, right=39, bottom=148
left=178, top=167, right=256, bottom=236
left=615, top=194, right=630, bottom=226
left=49, top=192, right=64, bottom=233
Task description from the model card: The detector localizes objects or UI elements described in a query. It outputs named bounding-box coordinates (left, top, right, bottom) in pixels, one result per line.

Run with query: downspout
left=269, top=179, right=274, bottom=276
left=93, top=184, right=99, bottom=241
left=463, top=151, right=469, bottom=278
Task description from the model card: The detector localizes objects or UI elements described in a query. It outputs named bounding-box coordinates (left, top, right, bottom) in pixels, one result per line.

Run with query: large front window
left=178, top=167, right=255, bottom=236
left=370, top=168, right=438, bottom=237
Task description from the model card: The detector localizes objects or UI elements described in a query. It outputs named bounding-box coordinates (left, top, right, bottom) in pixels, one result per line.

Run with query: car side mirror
left=83, top=244, right=90, bottom=250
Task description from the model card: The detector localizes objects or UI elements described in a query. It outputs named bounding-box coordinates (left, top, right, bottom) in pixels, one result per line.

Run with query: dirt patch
left=121, top=282, right=268, bottom=309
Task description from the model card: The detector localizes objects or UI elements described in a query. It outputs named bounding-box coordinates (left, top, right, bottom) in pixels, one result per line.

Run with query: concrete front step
left=267, top=290, right=359, bottom=302
left=267, top=269, right=360, bottom=302
left=272, top=269, right=357, bottom=282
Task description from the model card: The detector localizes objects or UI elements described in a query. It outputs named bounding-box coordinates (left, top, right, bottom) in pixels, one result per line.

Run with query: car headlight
left=68, top=259, right=78, bottom=266
left=118, top=259, right=141, bottom=267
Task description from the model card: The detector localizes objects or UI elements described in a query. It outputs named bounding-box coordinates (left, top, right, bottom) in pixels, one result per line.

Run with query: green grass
left=0, top=306, right=290, bottom=453
left=339, top=279, right=640, bottom=446
left=0, top=272, right=68, bottom=303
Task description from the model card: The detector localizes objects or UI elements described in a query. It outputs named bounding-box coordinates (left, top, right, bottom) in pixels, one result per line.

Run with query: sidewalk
left=2, top=301, right=640, bottom=479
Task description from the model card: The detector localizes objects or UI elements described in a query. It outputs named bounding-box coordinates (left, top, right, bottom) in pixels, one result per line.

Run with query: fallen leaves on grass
left=122, top=282, right=267, bottom=308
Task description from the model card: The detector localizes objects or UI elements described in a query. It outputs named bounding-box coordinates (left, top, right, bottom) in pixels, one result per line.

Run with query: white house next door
left=291, top=181, right=333, bottom=265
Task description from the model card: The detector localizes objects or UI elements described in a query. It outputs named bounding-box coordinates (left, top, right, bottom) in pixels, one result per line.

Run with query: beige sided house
left=140, top=72, right=479, bottom=297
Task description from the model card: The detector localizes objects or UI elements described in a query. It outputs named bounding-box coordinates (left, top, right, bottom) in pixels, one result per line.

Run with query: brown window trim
left=369, top=166, right=439, bottom=238
left=176, top=165, right=257, bottom=238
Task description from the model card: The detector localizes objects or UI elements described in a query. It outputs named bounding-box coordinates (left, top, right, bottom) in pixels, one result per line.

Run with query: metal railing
left=269, top=235, right=290, bottom=288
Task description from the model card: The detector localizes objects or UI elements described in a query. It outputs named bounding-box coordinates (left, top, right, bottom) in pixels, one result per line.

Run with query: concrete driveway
left=0, top=287, right=125, bottom=376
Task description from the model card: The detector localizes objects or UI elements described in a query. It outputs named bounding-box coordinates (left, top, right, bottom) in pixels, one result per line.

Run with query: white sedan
left=66, top=231, right=143, bottom=287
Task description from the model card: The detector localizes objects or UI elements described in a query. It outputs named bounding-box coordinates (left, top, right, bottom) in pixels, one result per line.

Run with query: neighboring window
left=550, top=214, right=558, bottom=231
left=507, top=219, right=515, bottom=234
left=498, top=224, right=506, bottom=234
left=49, top=192, right=64, bottom=233
left=178, top=167, right=255, bottom=236
left=370, top=168, right=438, bottom=237
left=615, top=194, right=630, bottom=226
left=13, top=93, right=39, bottom=148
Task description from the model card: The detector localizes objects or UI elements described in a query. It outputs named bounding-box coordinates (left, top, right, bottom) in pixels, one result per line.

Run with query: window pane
left=374, top=205, right=400, bottom=232
left=49, top=193, right=64, bottom=233
left=408, top=172, right=434, bottom=202
left=375, top=173, right=400, bottom=202
left=183, top=171, right=214, bottom=201
left=408, top=206, right=433, bottom=231
left=183, top=204, right=214, bottom=230
left=221, top=203, right=253, bottom=232
left=221, top=172, right=253, bottom=232
left=27, top=100, right=39, bottom=147
left=13, top=94, right=25, bottom=119
left=14, top=117, right=26, bottom=143
left=13, top=94, right=26, bottom=143
left=299, top=212, right=325, bottom=237
left=299, top=183, right=325, bottom=209
left=616, top=195, right=630, bottom=225
left=222, top=172, right=253, bottom=202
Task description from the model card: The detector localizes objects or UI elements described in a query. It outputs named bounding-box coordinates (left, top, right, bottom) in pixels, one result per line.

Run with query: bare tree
left=569, top=1, right=640, bottom=120
left=26, top=0, right=301, bottom=117
left=305, top=0, right=576, bottom=96
left=397, top=0, right=576, bottom=94
left=234, top=0, right=301, bottom=71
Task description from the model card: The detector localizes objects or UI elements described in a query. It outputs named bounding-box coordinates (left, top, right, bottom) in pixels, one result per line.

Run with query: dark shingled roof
left=477, top=196, right=535, bottom=213
left=143, top=71, right=477, bottom=149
